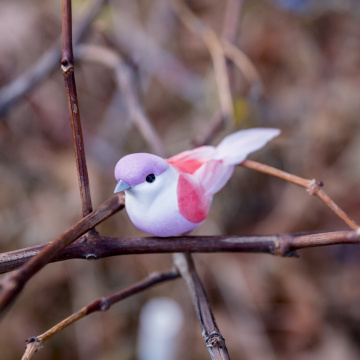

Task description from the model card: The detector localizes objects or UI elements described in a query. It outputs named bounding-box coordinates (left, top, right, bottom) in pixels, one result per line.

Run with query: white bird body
left=114, top=128, right=280, bottom=237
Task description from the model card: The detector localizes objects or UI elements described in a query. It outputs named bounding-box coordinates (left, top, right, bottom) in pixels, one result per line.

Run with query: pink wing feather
left=166, top=146, right=216, bottom=174
left=169, top=128, right=280, bottom=219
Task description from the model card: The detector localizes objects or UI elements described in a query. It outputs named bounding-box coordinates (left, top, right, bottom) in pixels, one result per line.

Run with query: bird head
left=114, top=153, right=169, bottom=194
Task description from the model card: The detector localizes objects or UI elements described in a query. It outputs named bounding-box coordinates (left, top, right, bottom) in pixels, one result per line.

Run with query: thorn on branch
left=60, top=58, right=74, bottom=74
left=205, top=331, right=226, bottom=349
left=25, top=337, right=39, bottom=344
left=306, top=179, right=324, bottom=196
left=273, top=235, right=296, bottom=257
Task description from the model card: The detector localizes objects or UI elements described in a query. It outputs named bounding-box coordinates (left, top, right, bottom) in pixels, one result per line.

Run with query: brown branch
left=241, top=160, right=359, bottom=230
left=171, top=0, right=234, bottom=123
left=21, top=269, right=179, bottom=360
left=0, top=0, right=106, bottom=115
left=174, top=253, right=230, bottom=359
left=0, top=195, right=125, bottom=317
left=75, top=45, right=166, bottom=157
left=2, top=229, right=359, bottom=276
left=61, top=0, right=93, bottom=217
left=222, top=0, right=243, bottom=43
left=222, top=40, right=263, bottom=100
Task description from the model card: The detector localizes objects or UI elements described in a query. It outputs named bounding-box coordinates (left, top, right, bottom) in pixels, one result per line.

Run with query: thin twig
left=106, top=11, right=205, bottom=104
left=61, top=0, right=93, bottom=217
left=0, top=0, right=106, bottom=114
left=241, top=159, right=359, bottom=230
left=171, top=0, right=234, bottom=123
left=0, top=195, right=125, bottom=317
left=222, top=0, right=244, bottom=42
left=75, top=45, right=166, bottom=157
left=174, top=253, right=230, bottom=360
left=22, top=269, right=179, bottom=360
left=222, top=40, right=263, bottom=100
left=1, top=230, right=360, bottom=275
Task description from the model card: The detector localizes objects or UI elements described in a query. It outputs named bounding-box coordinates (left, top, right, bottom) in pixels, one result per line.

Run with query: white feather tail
left=195, top=128, right=280, bottom=195
left=215, top=128, right=280, bottom=164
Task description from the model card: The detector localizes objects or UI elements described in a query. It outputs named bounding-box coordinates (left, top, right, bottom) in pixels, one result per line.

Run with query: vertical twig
left=173, top=253, right=231, bottom=360
left=61, top=0, right=93, bottom=217
left=222, top=0, right=243, bottom=44
left=171, top=0, right=234, bottom=123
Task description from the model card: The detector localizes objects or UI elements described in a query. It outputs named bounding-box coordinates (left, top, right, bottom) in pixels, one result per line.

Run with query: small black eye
left=146, top=174, right=156, bottom=183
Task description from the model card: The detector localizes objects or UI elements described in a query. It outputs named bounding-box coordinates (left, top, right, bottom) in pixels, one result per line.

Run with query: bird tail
left=195, top=128, right=280, bottom=195
left=215, top=128, right=280, bottom=165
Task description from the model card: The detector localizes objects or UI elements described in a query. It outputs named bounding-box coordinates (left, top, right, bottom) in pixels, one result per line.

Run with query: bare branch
left=241, top=160, right=359, bottom=230
left=22, top=269, right=180, bottom=360
left=0, top=0, right=107, bottom=114
left=61, top=0, right=93, bottom=217
left=2, top=229, right=359, bottom=274
left=75, top=45, right=167, bottom=157
left=171, top=0, right=234, bottom=123
left=174, top=253, right=230, bottom=359
left=0, top=195, right=125, bottom=317
left=222, top=0, right=244, bottom=43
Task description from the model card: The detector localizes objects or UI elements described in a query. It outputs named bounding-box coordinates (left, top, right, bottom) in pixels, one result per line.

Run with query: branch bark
left=174, top=253, right=230, bottom=359
left=61, top=0, right=93, bottom=217
left=1, top=230, right=359, bottom=273
left=0, top=195, right=125, bottom=317
left=22, top=269, right=180, bottom=360
left=0, top=0, right=106, bottom=114
left=241, top=160, right=359, bottom=230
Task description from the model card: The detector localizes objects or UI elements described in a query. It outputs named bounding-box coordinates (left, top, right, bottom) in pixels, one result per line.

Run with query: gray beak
left=114, top=180, right=132, bottom=193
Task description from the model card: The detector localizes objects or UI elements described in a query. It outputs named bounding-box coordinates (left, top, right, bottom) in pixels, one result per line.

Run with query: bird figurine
left=114, top=128, right=280, bottom=237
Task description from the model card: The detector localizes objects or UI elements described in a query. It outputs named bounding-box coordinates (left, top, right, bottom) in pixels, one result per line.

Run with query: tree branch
left=75, top=45, right=167, bottom=157
left=0, top=0, right=106, bottom=115
left=171, top=0, right=234, bottom=123
left=1, top=230, right=359, bottom=274
left=241, top=160, right=359, bottom=230
left=22, top=269, right=180, bottom=360
left=0, top=195, right=125, bottom=317
left=61, top=0, right=93, bottom=217
left=174, top=253, right=230, bottom=359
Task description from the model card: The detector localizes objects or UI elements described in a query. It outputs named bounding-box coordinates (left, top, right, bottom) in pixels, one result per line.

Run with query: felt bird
left=114, top=128, right=280, bottom=237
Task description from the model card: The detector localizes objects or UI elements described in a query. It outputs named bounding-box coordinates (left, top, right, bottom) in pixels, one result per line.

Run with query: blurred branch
left=0, top=0, right=106, bottom=115
left=192, top=0, right=262, bottom=147
left=174, top=253, right=230, bottom=359
left=171, top=0, right=234, bottom=123
left=222, top=40, right=263, bottom=100
left=61, top=0, right=93, bottom=217
left=241, top=160, right=359, bottom=230
left=75, top=45, right=166, bottom=157
left=0, top=195, right=125, bottom=317
left=106, top=11, right=205, bottom=104
left=2, top=230, right=360, bottom=274
left=222, top=0, right=243, bottom=42
left=22, top=269, right=180, bottom=360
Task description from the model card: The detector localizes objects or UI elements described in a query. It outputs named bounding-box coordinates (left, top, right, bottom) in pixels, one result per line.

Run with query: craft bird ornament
left=114, top=128, right=280, bottom=237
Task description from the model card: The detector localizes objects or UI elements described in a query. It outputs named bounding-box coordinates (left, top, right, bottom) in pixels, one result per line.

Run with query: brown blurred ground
left=1, top=0, right=360, bottom=359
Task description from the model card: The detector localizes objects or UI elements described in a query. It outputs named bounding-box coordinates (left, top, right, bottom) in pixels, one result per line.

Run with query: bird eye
left=146, top=174, right=156, bottom=183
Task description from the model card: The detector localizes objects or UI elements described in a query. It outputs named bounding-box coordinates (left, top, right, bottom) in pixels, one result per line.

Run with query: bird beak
left=114, top=180, right=132, bottom=193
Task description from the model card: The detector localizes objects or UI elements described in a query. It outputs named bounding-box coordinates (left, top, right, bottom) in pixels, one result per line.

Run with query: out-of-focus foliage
left=1, top=0, right=360, bottom=359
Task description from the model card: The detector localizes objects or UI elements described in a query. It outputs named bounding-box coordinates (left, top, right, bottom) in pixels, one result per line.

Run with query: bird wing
left=193, top=159, right=234, bottom=196
left=176, top=173, right=211, bottom=223
left=166, top=146, right=216, bottom=174
left=170, top=128, right=280, bottom=196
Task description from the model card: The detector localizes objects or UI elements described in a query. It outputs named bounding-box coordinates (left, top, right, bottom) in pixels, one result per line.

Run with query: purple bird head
left=114, top=153, right=169, bottom=186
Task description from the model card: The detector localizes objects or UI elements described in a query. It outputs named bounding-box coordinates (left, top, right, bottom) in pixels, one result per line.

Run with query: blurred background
left=1, top=0, right=360, bottom=359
